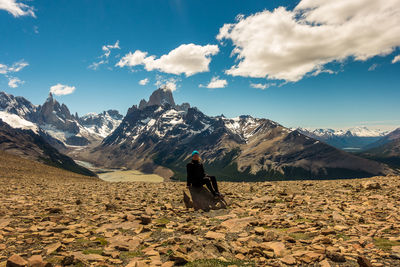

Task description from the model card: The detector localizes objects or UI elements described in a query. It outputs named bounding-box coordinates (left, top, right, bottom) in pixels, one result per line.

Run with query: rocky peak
left=104, top=109, right=123, bottom=120
left=46, top=92, right=54, bottom=103
left=0, top=91, right=37, bottom=120
left=36, top=94, right=79, bottom=134
left=139, top=88, right=176, bottom=110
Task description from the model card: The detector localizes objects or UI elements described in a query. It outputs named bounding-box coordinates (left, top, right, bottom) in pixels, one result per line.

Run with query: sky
left=1, top=0, right=400, bottom=131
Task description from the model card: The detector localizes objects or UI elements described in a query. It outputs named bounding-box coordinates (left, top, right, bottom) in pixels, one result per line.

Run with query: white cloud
left=7, top=77, right=23, bottom=88
left=139, top=78, right=149, bottom=85
left=161, top=81, right=177, bottom=92
left=0, top=60, right=28, bottom=88
left=0, top=61, right=28, bottom=74
left=0, top=0, right=35, bottom=17
left=200, top=76, right=227, bottom=89
left=217, top=0, right=400, bottom=82
left=155, top=75, right=179, bottom=92
left=50, top=83, right=76, bottom=96
left=116, top=50, right=148, bottom=68
left=88, top=60, right=106, bottom=70
left=368, top=64, right=379, bottom=71
left=250, top=83, right=275, bottom=90
left=116, top=43, right=219, bottom=76
left=392, top=55, right=400, bottom=64
left=102, top=40, right=120, bottom=58
left=89, top=40, right=120, bottom=70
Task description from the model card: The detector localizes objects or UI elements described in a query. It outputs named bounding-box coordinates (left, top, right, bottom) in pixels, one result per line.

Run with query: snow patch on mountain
left=295, top=126, right=389, bottom=137
left=0, top=111, right=39, bottom=133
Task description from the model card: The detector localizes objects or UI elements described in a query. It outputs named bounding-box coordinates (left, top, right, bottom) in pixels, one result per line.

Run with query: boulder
left=362, top=181, right=381, bottom=190
left=6, top=254, right=27, bottom=267
left=183, top=186, right=227, bottom=211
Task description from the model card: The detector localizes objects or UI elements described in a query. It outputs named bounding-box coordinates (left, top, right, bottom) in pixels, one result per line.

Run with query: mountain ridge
left=80, top=88, right=394, bottom=181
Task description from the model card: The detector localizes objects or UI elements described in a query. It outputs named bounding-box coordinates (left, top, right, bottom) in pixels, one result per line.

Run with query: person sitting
left=186, top=150, right=223, bottom=198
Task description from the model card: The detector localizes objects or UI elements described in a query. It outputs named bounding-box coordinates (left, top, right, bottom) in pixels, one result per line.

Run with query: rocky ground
left=1, top=155, right=400, bottom=266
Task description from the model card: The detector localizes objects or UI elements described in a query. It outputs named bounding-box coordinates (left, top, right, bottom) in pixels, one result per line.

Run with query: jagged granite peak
left=79, top=110, right=123, bottom=138
left=36, top=93, right=79, bottom=134
left=139, top=87, right=176, bottom=109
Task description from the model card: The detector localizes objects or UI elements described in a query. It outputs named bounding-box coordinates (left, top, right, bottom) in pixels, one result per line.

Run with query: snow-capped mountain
left=0, top=111, right=39, bottom=133
left=83, top=88, right=392, bottom=180
left=297, top=127, right=388, bottom=138
left=0, top=91, right=121, bottom=147
left=295, top=127, right=389, bottom=151
left=79, top=110, right=123, bottom=138
left=0, top=91, right=37, bottom=120
left=359, top=127, right=400, bottom=169
left=0, top=119, right=96, bottom=176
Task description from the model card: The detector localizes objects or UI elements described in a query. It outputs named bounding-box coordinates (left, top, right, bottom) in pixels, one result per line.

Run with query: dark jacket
left=186, top=159, right=206, bottom=187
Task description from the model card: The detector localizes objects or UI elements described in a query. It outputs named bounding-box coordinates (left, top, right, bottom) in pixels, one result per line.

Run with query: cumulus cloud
left=250, top=83, right=275, bottom=90
left=7, top=77, right=23, bottom=88
left=0, top=60, right=28, bottom=88
left=217, top=0, right=400, bottom=82
left=116, top=43, right=219, bottom=76
left=200, top=76, right=227, bottom=89
left=102, top=40, right=120, bottom=58
left=155, top=75, right=179, bottom=92
left=392, top=55, right=400, bottom=64
left=368, top=64, right=379, bottom=71
left=139, top=78, right=149, bottom=85
left=0, top=0, right=35, bottom=17
left=116, top=50, right=148, bottom=68
left=89, top=40, right=120, bottom=70
left=0, top=61, right=28, bottom=74
left=161, top=81, right=177, bottom=92
left=50, top=83, right=76, bottom=96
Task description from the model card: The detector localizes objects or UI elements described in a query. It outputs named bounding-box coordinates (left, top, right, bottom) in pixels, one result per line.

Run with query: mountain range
left=356, top=128, right=400, bottom=169
left=295, top=127, right=390, bottom=151
left=0, top=89, right=399, bottom=181
left=80, top=88, right=395, bottom=180
left=0, top=118, right=96, bottom=176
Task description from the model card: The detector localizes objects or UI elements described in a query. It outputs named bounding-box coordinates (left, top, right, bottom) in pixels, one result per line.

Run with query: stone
left=362, top=181, right=381, bottom=190
left=60, top=256, right=74, bottom=266
left=357, top=256, right=373, bottom=267
left=169, top=251, right=190, bottom=265
left=221, top=217, right=254, bottom=233
left=45, top=242, right=62, bottom=255
left=319, top=259, right=331, bottom=267
left=326, top=251, right=346, bottom=262
left=47, top=208, right=62, bottom=214
left=205, top=231, right=225, bottom=240
left=264, top=242, right=287, bottom=258
left=6, top=254, right=27, bottom=267
left=140, top=215, right=152, bottom=225
left=71, top=252, right=104, bottom=262
left=321, top=229, right=336, bottom=235
left=27, top=255, right=51, bottom=267
left=183, top=186, right=227, bottom=211
left=281, top=255, right=296, bottom=265
left=300, top=252, right=323, bottom=263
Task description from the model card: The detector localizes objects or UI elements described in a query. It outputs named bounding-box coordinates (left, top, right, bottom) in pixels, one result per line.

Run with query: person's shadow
left=183, top=186, right=228, bottom=211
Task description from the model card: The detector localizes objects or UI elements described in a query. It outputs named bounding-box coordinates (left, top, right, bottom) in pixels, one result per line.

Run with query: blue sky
left=1, top=0, right=399, bottom=130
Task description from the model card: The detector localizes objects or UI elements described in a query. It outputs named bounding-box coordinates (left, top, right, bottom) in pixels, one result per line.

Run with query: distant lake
left=75, top=160, right=164, bottom=182
left=99, top=170, right=164, bottom=183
